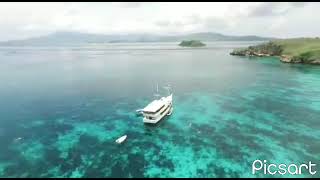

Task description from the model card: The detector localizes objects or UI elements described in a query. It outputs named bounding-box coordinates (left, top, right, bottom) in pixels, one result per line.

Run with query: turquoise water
left=0, top=42, right=319, bottom=178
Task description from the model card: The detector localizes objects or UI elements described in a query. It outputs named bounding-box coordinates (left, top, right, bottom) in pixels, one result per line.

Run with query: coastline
left=230, top=40, right=320, bottom=65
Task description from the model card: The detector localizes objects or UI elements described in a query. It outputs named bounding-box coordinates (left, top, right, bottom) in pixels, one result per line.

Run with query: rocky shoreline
left=280, top=55, right=320, bottom=64
left=230, top=41, right=320, bottom=65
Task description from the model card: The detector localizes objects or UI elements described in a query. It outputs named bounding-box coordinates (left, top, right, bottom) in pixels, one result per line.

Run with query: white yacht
left=139, top=85, right=173, bottom=124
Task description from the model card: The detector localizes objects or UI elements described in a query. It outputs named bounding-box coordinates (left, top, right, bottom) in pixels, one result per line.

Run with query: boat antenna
left=153, top=83, right=160, bottom=98
left=163, top=84, right=172, bottom=95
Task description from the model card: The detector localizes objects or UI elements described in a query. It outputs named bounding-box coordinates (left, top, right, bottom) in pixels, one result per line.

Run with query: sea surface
left=0, top=42, right=319, bottom=178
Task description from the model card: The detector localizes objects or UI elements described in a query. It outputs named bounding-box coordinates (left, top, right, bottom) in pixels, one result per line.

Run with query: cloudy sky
left=0, top=2, right=319, bottom=41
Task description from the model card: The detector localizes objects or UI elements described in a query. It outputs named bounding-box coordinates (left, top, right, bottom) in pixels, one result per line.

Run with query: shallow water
left=0, top=42, right=319, bottom=178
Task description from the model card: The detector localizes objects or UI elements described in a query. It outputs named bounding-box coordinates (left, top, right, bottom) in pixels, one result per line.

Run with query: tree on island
left=179, top=40, right=206, bottom=47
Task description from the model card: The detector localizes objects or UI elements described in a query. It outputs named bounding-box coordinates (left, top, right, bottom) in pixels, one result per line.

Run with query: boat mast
left=154, top=83, right=160, bottom=99
left=157, top=83, right=159, bottom=93
left=163, top=84, right=171, bottom=95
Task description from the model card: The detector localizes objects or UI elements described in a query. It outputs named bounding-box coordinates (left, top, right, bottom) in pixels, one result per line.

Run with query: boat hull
left=115, top=135, right=127, bottom=144
left=143, top=106, right=173, bottom=124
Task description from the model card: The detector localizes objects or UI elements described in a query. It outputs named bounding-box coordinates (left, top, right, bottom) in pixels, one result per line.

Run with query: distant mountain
left=0, top=31, right=276, bottom=46
left=159, top=32, right=276, bottom=42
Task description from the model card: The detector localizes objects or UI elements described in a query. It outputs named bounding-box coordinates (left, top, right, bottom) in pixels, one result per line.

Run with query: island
left=179, top=40, right=206, bottom=47
left=230, top=38, right=320, bottom=65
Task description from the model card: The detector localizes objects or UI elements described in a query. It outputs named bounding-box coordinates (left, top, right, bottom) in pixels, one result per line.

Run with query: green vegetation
left=248, top=42, right=283, bottom=55
left=291, top=50, right=320, bottom=63
left=230, top=38, right=320, bottom=64
left=231, top=42, right=283, bottom=56
left=273, top=38, right=320, bottom=56
left=179, top=40, right=206, bottom=47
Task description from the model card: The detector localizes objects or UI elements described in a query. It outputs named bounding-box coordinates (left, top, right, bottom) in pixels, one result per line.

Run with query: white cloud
left=246, top=2, right=309, bottom=17
left=0, top=2, right=318, bottom=41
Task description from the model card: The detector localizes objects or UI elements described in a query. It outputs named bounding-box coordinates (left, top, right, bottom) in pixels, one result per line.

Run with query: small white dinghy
left=115, top=135, right=127, bottom=144
left=14, top=137, right=23, bottom=142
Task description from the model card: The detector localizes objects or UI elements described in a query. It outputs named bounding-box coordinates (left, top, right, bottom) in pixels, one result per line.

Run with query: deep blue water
left=0, top=42, right=319, bottom=177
